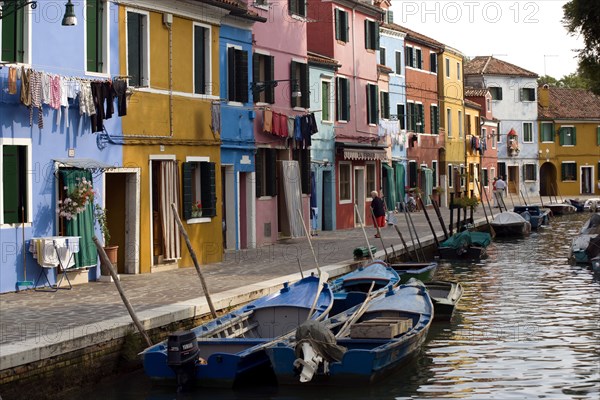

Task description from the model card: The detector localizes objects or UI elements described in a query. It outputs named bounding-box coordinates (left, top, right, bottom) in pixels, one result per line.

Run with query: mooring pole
left=417, top=195, right=439, bottom=247
left=429, top=195, right=449, bottom=240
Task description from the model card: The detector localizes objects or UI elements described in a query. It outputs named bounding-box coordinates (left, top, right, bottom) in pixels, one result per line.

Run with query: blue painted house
left=379, top=18, right=408, bottom=210
left=308, top=51, right=340, bottom=232
left=0, top=0, right=123, bottom=293
left=219, top=11, right=265, bottom=250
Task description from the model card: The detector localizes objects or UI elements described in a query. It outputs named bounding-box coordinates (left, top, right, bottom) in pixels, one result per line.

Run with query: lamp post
left=0, top=1, right=38, bottom=20
left=0, top=0, right=76, bottom=26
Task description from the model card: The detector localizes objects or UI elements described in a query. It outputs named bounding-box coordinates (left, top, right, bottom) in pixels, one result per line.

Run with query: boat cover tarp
left=439, top=231, right=491, bottom=249
left=295, top=320, right=346, bottom=362
left=585, top=234, right=600, bottom=259
left=491, top=211, right=527, bottom=225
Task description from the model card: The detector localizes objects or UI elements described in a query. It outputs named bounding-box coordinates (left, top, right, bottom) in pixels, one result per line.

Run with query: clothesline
left=5, top=65, right=128, bottom=133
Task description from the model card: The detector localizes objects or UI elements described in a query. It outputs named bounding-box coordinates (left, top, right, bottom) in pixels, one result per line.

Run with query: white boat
left=490, top=211, right=532, bottom=237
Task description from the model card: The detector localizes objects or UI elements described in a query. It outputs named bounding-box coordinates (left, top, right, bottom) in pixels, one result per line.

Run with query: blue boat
left=569, top=213, right=600, bottom=264
left=265, top=280, right=433, bottom=385
left=329, top=261, right=400, bottom=316
left=513, top=205, right=550, bottom=230
left=140, top=274, right=334, bottom=389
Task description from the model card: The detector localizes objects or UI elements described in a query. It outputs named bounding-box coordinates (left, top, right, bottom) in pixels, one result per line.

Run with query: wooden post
left=401, top=203, right=421, bottom=262
left=520, top=189, right=528, bottom=206
left=297, top=209, right=322, bottom=276
left=92, top=236, right=153, bottom=348
left=449, top=193, right=454, bottom=235
left=393, top=224, right=415, bottom=261
left=405, top=205, right=426, bottom=261
left=370, top=208, right=389, bottom=262
left=429, top=195, right=449, bottom=240
left=170, top=203, right=217, bottom=319
left=539, top=192, right=545, bottom=207
left=417, top=196, right=439, bottom=247
left=355, top=204, right=374, bottom=261
left=476, top=178, right=495, bottom=237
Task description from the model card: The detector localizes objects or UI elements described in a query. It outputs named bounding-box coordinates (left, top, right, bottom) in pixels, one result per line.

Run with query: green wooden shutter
left=194, top=26, right=207, bottom=94
left=182, top=162, right=193, bottom=220
left=87, top=0, right=98, bottom=72
left=558, top=127, right=565, bottom=146
left=364, top=20, right=370, bottom=50
left=127, top=12, right=142, bottom=87
left=572, top=127, right=577, bottom=145
left=301, top=63, right=310, bottom=108
left=375, top=22, right=380, bottom=50
left=335, top=9, right=341, bottom=40
left=255, top=150, right=264, bottom=197
left=561, top=163, right=566, bottom=181
left=343, top=11, right=349, bottom=41
left=227, top=47, right=236, bottom=101
left=596, top=127, right=600, bottom=146
left=1, top=4, right=24, bottom=63
left=236, top=49, right=249, bottom=103
left=200, top=162, right=216, bottom=217
left=344, top=78, right=350, bottom=121
left=336, top=78, right=342, bottom=121
left=3, top=146, right=19, bottom=223
left=322, top=81, right=329, bottom=121
left=266, top=149, right=278, bottom=196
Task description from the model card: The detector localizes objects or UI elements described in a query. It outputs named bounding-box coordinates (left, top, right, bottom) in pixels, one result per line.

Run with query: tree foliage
left=537, top=70, right=590, bottom=89
left=563, top=0, right=600, bottom=94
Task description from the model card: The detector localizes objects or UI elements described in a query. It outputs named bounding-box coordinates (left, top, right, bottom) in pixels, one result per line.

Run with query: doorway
left=581, top=166, right=594, bottom=194
left=222, top=165, right=235, bottom=250
left=507, top=165, right=519, bottom=194
left=105, top=169, right=140, bottom=274
left=354, top=167, right=365, bottom=227
left=322, top=170, right=333, bottom=230
left=539, top=162, right=557, bottom=196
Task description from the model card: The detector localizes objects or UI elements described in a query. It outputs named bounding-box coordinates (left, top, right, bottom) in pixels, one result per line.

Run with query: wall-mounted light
left=0, top=1, right=37, bottom=20
left=251, top=79, right=301, bottom=98
left=61, top=0, right=77, bottom=26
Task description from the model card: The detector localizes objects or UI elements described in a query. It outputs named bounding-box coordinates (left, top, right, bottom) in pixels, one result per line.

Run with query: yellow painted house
left=464, top=99, right=482, bottom=198
left=538, top=86, right=600, bottom=196
left=438, top=46, right=465, bottom=202
left=115, top=2, right=228, bottom=273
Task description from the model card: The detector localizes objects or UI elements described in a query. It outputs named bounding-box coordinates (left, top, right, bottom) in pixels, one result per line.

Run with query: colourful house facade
left=538, top=86, right=600, bottom=196
left=307, top=0, right=384, bottom=229
left=0, top=0, right=123, bottom=292
left=439, top=46, right=465, bottom=205
left=116, top=1, right=239, bottom=271
left=465, top=56, right=539, bottom=197
left=398, top=26, right=443, bottom=205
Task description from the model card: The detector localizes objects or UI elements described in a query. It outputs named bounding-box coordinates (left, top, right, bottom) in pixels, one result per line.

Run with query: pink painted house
left=307, top=0, right=385, bottom=230
left=249, top=0, right=312, bottom=245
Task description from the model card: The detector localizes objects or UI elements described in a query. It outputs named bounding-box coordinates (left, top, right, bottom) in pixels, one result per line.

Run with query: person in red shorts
left=370, top=190, right=386, bottom=238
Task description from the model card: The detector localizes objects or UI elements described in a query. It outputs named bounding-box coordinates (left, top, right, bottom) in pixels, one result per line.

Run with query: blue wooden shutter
left=182, top=162, right=193, bottom=220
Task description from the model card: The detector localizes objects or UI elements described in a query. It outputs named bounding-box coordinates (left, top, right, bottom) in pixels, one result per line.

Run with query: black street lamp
left=0, top=0, right=76, bottom=26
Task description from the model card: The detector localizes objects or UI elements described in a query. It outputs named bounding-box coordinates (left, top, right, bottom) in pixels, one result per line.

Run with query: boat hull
left=425, top=281, right=463, bottom=321
left=490, top=222, right=530, bottom=237
left=389, top=262, right=437, bottom=283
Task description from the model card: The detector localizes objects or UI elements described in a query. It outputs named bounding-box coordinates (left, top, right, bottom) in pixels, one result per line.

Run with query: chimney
left=538, top=84, right=550, bottom=108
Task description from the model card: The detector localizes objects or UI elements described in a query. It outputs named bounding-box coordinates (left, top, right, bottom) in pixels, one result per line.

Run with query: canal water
left=68, top=213, right=600, bottom=400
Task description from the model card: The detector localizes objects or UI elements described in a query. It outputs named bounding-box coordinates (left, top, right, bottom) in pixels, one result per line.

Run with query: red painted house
left=307, top=0, right=385, bottom=229
left=395, top=26, right=444, bottom=197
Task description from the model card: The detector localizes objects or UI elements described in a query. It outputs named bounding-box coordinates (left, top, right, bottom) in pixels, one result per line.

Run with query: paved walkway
left=0, top=203, right=493, bottom=347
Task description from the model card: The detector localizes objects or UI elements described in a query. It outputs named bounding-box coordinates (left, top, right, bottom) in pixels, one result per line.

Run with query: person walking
left=494, top=176, right=507, bottom=208
left=371, top=190, right=386, bottom=238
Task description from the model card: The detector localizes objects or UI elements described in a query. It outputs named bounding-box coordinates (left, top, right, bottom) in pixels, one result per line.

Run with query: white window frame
left=0, top=138, right=32, bottom=227
left=561, top=125, right=576, bottom=146
left=482, top=167, right=489, bottom=187
left=193, top=22, right=212, bottom=96
left=185, top=156, right=211, bottom=223
left=540, top=122, right=554, bottom=143
left=394, top=50, right=402, bottom=75
left=561, top=161, right=577, bottom=182
left=523, top=122, right=533, bottom=143
left=339, top=162, right=352, bottom=204
left=85, top=0, right=110, bottom=77
left=125, top=8, right=151, bottom=87
left=490, top=167, right=496, bottom=182
left=379, top=46, right=386, bottom=66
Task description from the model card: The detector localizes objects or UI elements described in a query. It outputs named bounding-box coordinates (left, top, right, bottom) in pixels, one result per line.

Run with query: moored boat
left=140, top=274, right=334, bottom=389
left=388, top=261, right=437, bottom=283
left=329, top=261, right=400, bottom=316
left=513, top=205, right=550, bottom=230
left=437, top=230, right=491, bottom=260
left=265, top=279, right=434, bottom=385
left=569, top=213, right=600, bottom=264
left=545, top=202, right=577, bottom=216
left=424, top=280, right=463, bottom=321
left=490, top=211, right=532, bottom=237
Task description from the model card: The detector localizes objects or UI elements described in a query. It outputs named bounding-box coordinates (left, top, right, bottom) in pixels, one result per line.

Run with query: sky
left=389, top=0, right=585, bottom=78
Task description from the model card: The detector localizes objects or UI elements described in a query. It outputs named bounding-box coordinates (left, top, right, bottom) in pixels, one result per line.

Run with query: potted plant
left=95, top=204, right=118, bottom=276
left=192, top=201, right=203, bottom=218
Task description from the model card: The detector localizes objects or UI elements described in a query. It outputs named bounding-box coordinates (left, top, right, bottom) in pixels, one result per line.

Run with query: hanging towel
left=79, top=80, right=96, bottom=117
left=280, top=113, right=289, bottom=138
left=8, top=67, right=17, bottom=95
left=272, top=112, right=281, bottom=136
left=20, top=67, right=31, bottom=106
left=263, top=108, right=273, bottom=133
left=287, top=116, right=295, bottom=139
left=41, top=72, right=52, bottom=105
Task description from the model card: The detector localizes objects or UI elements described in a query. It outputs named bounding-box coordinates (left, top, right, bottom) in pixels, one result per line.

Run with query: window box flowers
left=192, top=201, right=203, bottom=218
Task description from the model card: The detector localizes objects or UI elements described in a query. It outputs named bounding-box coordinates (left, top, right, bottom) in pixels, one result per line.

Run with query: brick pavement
left=0, top=203, right=497, bottom=346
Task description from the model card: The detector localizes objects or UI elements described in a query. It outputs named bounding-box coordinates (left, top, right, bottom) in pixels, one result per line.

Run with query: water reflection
left=67, top=214, right=600, bottom=399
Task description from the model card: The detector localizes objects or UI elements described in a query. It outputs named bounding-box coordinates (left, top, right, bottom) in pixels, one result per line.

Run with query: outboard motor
left=167, top=330, right=200, bottom=392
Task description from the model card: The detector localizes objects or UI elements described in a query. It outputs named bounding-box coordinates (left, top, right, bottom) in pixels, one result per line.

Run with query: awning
left=54, top=158, right=115, bottom=172
left=343, top=148, right=387, bottom=161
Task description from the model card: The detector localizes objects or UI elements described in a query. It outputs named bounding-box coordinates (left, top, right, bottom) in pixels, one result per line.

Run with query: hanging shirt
left=79, top=80, right=96, bottom=117
left=263, top=108, right=273, bottom=133
left=20, top=67, right=31, bottom=107
left=41, top=72, right=52, bottom=105
left=272, top=112, right=281, bottom=136
left=30, top=71, right=44, bottom=129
